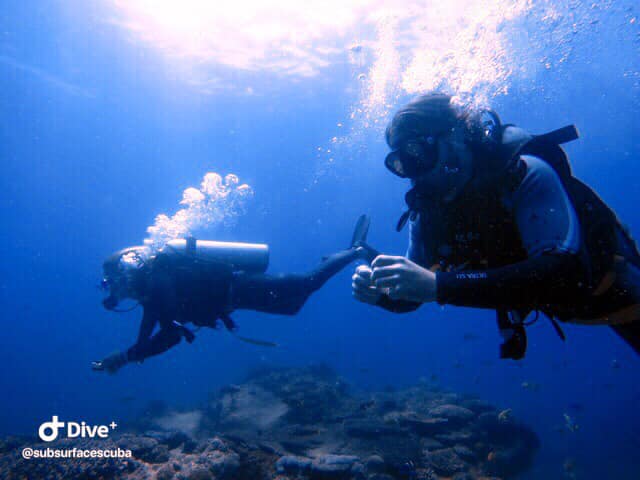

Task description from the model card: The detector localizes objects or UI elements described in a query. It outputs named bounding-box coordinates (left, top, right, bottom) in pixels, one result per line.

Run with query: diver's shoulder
left=149, top=250, right=183, bottom=271
left=152, top=251, right=174, bottom=263
left=520, top=155, right=564, bottom=185
left=521, top=155, right=554, bottom=174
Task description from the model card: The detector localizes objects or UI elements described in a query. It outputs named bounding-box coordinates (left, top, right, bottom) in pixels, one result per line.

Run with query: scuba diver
left=94, top=215, right=375, bottom=373
left=352, top=92, right=640, bottom=359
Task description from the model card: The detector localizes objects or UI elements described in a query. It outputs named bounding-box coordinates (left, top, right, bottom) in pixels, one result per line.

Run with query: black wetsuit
left=126, top=248, right=360, bottom=363
left=377, top=156, right=640, bottom=352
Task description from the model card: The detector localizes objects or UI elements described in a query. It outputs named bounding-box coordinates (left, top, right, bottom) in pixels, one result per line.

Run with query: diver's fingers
left=353, top=287, right=380, bottom=305
left=373, top=274, right=401, bottom=289
left=355, top=264, right=373, bottom=277
left=91, top=361, right=105, bottom=371
left=352, top=285, right=379, bottom=299
left=370, top=264, right=403, bottom=281
left=371, top=255, right=407, bottom=268
left=387, top=285, right=407, bottom=300
left=352, top=273, right=373, bottom=289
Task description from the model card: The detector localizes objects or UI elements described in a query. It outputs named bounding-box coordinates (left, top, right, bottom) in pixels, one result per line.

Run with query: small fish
left=563, top=413, right=579, bottom=432
left=498, top=408, right=512, bottom=422
left=234, top=335, right=278, bottom=348
left=463, top=332, right=480, bottom=341
left=610, top=359, right=621, bottom=369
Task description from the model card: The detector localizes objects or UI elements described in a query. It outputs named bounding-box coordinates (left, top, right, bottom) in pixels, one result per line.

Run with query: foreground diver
left=94, top=216, right=374, bottom=373
left=352, top=93, right=640, bottom=358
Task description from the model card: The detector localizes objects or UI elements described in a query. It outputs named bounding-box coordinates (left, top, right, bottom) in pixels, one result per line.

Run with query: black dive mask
left=386, top=126, right=473, bottom=199
left=102, top=295, right=119, bottom=310
left=385, top=135, right=439, bottom=179
left=391, top=129, right=474, bottom=231
left=99, top=277, right=122, bottom=310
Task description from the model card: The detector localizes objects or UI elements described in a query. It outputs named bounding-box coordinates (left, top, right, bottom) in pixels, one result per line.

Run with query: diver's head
left=100, top=246, right=149, bottom=310
left=385, top=93, right=502, bottom=204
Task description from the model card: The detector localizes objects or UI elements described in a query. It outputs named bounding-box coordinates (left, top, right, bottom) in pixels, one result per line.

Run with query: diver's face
left=409, top=128, right=473, bottom=203
left=100, top=273, right=136, bottom=310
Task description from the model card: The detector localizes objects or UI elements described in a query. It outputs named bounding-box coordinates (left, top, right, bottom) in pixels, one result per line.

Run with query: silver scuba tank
left=164, top=238, right=269, bottom=273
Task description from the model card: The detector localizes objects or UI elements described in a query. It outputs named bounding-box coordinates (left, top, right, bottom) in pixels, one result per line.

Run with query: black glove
left=92, top=351, right=129, bottom=374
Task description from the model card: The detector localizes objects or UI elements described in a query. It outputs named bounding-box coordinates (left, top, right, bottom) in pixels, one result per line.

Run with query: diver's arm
left=125, top=307, right=161, bottom=362
left=126, top=325, right=183, bottom=363
left=438, top=156, right=585, bottom=310
left=436, top=251, right=584, bottom=310
left=92, top=308, right=159, bottom=373
left=126, top=296, right=186, bottom=362
left=136, top=308, right=157, bottom=343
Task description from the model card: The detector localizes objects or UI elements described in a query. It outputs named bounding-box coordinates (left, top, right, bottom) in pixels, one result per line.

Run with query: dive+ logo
left=38, top=416, right=118, bottom=442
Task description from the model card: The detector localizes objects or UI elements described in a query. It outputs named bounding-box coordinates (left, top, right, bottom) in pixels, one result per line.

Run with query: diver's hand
left=370, top=255, right=437, bottom=303
left=92, top=352, right=128, bottom=374
left=352, top=265, right=382, bottom=305
left=91, top=361, right=105, bottom=371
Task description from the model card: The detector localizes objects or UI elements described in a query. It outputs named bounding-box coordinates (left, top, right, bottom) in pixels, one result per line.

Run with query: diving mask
left=385, top=134, right=439, bottom=179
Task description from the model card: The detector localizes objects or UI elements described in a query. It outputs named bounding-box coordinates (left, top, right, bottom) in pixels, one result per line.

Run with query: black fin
left=357, top=241, right=380, bottom=264
left=351, top=214, right=371, bottom=247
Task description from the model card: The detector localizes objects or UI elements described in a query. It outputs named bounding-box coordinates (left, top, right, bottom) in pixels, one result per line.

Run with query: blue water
left=1, top=1, right=639, bottom=478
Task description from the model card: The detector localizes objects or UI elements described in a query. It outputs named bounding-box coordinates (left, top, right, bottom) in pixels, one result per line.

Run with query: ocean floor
left=1, top=366, right=539, bottom=479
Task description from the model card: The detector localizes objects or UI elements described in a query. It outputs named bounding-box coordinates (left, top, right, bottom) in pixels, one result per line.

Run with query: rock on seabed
left=0, top=366, right=539, bottom=479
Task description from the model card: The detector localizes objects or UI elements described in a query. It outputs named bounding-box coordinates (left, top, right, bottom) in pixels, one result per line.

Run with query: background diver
left=352, top=93, right=640, bottom=359
left=94, top=215, right=375, bottom=373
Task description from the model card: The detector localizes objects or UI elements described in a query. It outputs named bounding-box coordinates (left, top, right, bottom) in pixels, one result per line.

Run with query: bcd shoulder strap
left=497, top=124, right=580, bottom=360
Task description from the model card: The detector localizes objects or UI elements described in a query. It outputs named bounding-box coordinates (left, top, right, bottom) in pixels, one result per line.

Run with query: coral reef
left=0, top=366, right=538, bottom=479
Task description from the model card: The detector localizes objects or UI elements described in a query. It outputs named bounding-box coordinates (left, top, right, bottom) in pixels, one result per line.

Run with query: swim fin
left=351, top=214, right=371, bottom=248
left=351, top=214, right=379, bottom=263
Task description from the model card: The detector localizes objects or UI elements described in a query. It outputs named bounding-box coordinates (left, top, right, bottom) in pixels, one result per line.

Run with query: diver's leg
left=232, top=273, right=309, bottom=315
left=127, top=327, right=182, bottom=362
left=232, top=248, right=361, bottom=316
left=307, top=248, right=362, bottom=290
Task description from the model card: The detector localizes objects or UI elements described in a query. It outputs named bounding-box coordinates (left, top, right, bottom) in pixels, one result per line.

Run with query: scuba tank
left=163, top=237, right=269, bottom=273
left=102, top=239, right=269, bottom=310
